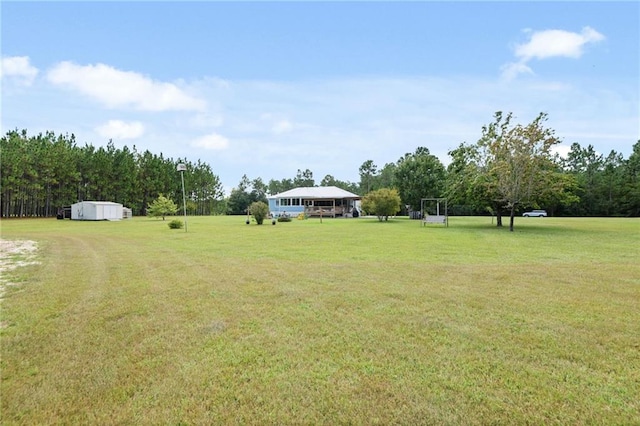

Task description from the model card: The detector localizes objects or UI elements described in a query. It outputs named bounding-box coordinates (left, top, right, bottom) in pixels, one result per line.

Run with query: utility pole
left=177, top=163, right=188, bottom=232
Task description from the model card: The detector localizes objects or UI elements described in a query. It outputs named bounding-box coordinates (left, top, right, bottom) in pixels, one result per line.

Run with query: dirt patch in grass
left=0, top=239, right=38, bottom=309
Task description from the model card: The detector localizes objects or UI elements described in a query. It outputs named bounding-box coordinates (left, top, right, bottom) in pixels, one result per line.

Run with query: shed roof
left=269, top=186, right=360, bottom=200
left=72, top=201, right=123, bottom=206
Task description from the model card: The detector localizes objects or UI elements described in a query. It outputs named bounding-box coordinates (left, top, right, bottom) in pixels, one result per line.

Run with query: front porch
left=304, top=198, right=359, bottom=218
left=304, top=202, right=352, bottom=218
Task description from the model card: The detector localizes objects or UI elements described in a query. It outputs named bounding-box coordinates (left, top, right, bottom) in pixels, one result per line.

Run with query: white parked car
left=522, top=209, right=547, bottom=217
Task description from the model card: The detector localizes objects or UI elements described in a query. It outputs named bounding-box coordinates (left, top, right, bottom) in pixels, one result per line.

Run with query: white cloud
left=500, top=62, right=534, bottom=81
left=95, top=120, right=145, bottom=139
left=272, top=119, right=294, bottom=134
left=516, top=27, right=605, bottom=61
left=191, top=133, right=230, bottom=150
left=1, top=56, right=39, bottom=85
left=47, top=61, right=206, bottom=112
left=502, top=26, right=605, bottom=80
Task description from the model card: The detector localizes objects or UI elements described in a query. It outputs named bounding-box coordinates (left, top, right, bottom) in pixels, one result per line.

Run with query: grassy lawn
left=1, top=215, right=639, bottom=424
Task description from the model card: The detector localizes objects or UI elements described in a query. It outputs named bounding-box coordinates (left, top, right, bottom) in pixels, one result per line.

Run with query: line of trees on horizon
left=2, top=113, right=639, bottom=221
left=0, top=130, right=224, bottom=218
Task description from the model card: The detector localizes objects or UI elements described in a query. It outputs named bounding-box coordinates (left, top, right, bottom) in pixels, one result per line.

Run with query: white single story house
left=268, top=186, right=361, bottom=218
left=71, top=201, right=124, bottom=221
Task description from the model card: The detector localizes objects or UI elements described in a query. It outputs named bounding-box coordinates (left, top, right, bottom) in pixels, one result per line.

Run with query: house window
left=292, top=198, right=300, bottom=206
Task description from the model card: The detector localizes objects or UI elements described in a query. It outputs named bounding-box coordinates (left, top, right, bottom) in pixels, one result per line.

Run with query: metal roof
left=72, top=201, right=123, bottom=206
left=269, top=186, right=360, bottom=199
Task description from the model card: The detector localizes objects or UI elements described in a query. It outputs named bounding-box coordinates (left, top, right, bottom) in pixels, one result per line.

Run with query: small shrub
left=168, top=219, right=183, bottom=229
left=148, top=194, right=179, bottom=220
left=297, top=213, right=306, bottom=220
left=278, top=216, right=292, bottom=222
left=362, top=188, right=401, bottom=221
left=250, top=201, right=269, bottom=225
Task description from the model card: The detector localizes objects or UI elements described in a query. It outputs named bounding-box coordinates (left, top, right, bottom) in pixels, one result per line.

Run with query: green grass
left=1, top=216, right=639, bottom=424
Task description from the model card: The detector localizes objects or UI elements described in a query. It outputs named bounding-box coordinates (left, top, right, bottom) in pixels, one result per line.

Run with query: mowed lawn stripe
left=1, top=216, right=638, bottom=424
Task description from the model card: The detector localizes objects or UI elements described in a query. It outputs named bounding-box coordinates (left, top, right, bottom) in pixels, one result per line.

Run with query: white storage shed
left=71, top=201, right=124, bottom=221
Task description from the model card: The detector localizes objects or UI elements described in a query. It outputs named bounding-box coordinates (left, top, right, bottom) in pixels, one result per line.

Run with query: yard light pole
left=177, top=163, right=188, bottom=232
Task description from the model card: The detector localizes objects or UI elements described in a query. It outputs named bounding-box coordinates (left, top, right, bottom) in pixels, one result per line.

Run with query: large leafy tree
left=447, top=141, right=515, bottom=221
left=536, top=171, right=580, bottom=217
left=394, top=147, right=446, bottom=211
left=445, top=142, right=488, bottom=216
left=227, top=188, right=251, bottom=215
left=478, top=111, right=566, bottom=231
left=227, top=175, right=267, bottom=215
left=227, top=176, right=252, bottom=215
left=377, top=162, right=397, bottom=190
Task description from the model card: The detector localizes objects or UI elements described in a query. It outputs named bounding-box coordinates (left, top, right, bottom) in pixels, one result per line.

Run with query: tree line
left=2, top=112, right=638, bottom=222
left=0, top=129, right=224, bottom=217
left=351, top=112, right=639, bottom=229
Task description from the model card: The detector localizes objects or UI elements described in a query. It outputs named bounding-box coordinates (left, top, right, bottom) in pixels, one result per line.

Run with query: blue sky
left=2, top=1, right=638, bottom=192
